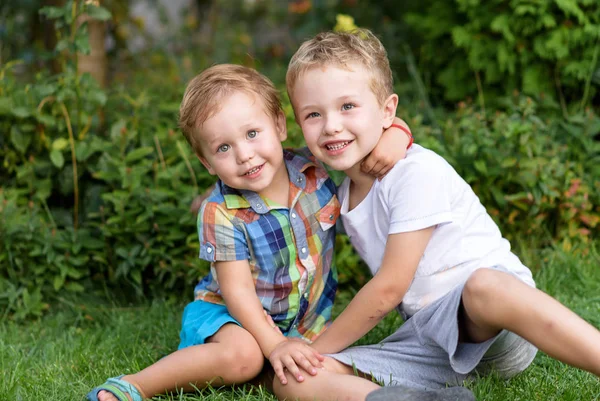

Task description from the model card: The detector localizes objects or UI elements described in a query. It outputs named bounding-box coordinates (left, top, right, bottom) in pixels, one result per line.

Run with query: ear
left=276, top=111, right=288, bottom=142
left=382, top=94, right=399, bottom=128
left=197, top=154, right=216, bottom=175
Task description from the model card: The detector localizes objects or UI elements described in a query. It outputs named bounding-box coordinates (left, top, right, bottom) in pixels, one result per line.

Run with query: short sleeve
left=386, top=156, right=453, bottom=234
left=198, top=201, right=249, bottom=262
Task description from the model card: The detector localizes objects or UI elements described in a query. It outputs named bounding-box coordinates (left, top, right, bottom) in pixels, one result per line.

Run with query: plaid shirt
left=195, top=148, right=340, bottom=342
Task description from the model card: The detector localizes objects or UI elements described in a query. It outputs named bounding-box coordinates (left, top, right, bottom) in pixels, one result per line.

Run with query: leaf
left=74, top=33, right=91, bottom=54
left=501, top=158, right=517, bottom=168
left=110, top=120, right=127, bottom=140
left=39, top=6, right=66, bottom=19
left=35, top=113, right=57, bottom=126
left=88, top=88, right=108, bottom=106
left=85, top=5, right=112, bottom=21
left=65, top=282, right=85, bottom=292
left=50, top=149, right=65, bottom=168
left=53, top=275, right=65, bottom=291
left=52, top=138, right=70, bottom=151
left=125, top=147, right=154, bottom=163
left=0, top=97, right=13, bottom=115
left=131, top=270, right=142, bottom=285
left=55, top=38, right=70, bottom=52
left=76, top=141, right=92, bottom=162
left=11, top=107, right=31, bottom=118
left=34, top=179, right=53, bottom=202
left=474, top=160, right=488, bottom=174
left=10, top=126, right=31, bottom=154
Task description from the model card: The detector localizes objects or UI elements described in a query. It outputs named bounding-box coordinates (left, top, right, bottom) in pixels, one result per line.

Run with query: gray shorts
left=329, top=267, right=538, bottom=389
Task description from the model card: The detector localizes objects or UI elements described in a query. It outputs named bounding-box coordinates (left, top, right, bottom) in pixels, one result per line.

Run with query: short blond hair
left=287, top=29, right=393, bottom=106
left=179, top=64, right=282, bottom=155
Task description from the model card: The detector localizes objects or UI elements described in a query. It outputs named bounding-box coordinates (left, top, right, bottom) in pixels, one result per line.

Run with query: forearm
left=225, top=294, right=287, bottom=357
left=312, top=277, right=405, bottom=354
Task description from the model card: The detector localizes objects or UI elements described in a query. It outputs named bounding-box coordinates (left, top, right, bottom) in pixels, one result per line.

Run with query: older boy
left=86, top=64, right=412, bottom=401
left=274, top=29, right=600, bottom=401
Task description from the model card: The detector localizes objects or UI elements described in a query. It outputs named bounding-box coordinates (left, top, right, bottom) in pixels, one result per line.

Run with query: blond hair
left=286, top=29, right=393, bottom=106
left=179, top=64, right=282, bottom=155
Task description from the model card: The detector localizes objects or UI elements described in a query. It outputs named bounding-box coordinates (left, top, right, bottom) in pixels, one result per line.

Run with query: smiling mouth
left=325, top=141, right=353, bottom=151
left=244, top=164, right=264, bottom=176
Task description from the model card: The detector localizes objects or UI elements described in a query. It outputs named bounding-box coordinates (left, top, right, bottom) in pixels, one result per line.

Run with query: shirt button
left=291, top=212, right=297, bottom=219
left=207, top=247, right=212, bottom=254
left=301, top=247, right=306, bottom=254
left=256, top=204, right=262, bottom=209
left=297, top=176, right=303, bottom=182
left=329, top=214, right=334, bottom=221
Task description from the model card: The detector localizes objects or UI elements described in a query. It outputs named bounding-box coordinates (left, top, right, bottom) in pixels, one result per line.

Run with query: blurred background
left=1, top=0, right=599, bottom=320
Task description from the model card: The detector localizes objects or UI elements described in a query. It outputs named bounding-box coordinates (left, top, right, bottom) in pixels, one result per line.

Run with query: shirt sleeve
left=198, top=201, right=249, bottom=262
left=386, top=155, right=453, bottom=234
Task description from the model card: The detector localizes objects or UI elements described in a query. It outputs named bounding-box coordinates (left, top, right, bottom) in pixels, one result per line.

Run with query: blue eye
left=342, top=103, right=355, bottom=111
left=217, top=144, right=230, bottom=153
left=306, top=112, right=320, bottom=119
left=247, top=130, right=258, bottom=139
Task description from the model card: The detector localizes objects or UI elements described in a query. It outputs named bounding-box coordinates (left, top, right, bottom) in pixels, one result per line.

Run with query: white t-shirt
left=338, top=144, right=535, bottom=318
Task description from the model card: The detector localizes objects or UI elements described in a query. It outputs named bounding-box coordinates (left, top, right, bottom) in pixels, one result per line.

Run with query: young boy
left=86, top=64, right=412, bottom=401
left=274, top=29, right=600, bottom=401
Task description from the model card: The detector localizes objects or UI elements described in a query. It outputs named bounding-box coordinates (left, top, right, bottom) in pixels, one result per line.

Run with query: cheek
left=300, top=124, right=319, bottom=142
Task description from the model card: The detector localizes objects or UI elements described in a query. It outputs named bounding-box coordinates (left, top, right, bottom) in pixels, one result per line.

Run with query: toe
left=97, top=390, right=119, bottom=401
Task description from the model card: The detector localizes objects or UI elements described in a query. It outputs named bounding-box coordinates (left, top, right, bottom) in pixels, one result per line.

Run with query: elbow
left=377, top=283, right=406, bottom=312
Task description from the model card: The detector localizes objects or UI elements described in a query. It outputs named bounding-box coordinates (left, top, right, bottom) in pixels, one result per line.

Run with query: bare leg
left=461, top=268, right=600, bottom=376
left=97, top=323, right=264, bottom=401
left=273, top=356, right=380, bottom=401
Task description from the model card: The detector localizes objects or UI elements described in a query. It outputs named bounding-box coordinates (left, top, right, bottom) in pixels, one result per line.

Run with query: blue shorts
left=178, top=300, right=240, bottom=349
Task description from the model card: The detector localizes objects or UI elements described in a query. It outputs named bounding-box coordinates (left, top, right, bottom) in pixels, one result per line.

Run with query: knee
left=272, top=357, right=350, bottom=401
left=272, top=372, right=313, bottom=401
left=220, top=345, right=264, bottom=382
left=273, top=371, right=299, bottom=400
left=463, top=269, right=508, bottom=310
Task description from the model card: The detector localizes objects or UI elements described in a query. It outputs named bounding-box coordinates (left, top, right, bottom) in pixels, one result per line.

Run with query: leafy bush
left=411, top=95, right=600, bottom=249
left=0, top=2, right=211, bottom=319
left=404, top=0, right=600, bottom=108
left=2, top=3, right=598, bottom=320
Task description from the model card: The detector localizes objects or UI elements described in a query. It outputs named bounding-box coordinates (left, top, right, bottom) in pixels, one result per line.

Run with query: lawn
left=2, top=246, right=599, bottom=401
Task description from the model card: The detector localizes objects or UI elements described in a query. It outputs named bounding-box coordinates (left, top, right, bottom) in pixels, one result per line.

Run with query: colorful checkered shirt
left=194, top=148, right=340, bottom=342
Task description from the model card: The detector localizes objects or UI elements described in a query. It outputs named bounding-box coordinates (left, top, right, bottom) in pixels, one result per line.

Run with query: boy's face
left=291, top=63, right=396, bottom=173
left=196, top=91, right=288, bottom=198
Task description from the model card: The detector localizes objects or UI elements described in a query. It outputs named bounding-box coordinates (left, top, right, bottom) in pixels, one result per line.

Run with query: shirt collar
left=221, top=149, right=328, bottom=213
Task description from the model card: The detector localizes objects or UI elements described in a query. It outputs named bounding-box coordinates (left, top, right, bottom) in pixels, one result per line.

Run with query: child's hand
left=361, top=117, right=412, bottom=180
left=268, top=339, right=325, bottom=384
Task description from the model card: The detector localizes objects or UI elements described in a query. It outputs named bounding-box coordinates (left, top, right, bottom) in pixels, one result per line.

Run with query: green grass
left=2, top=246, right=600, bottom=401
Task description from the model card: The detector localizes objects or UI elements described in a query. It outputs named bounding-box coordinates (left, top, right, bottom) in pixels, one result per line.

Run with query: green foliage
left=0, top=2, right=211, bottom=320
left=3, top=1, right=599, bottom=320
left=404, top=0, right=600, bottom=108
left=410, top=95, right=600, bottom=250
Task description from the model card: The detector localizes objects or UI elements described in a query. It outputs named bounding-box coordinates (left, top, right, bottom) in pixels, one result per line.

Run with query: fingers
left=361, top=157, right=376, bottom=175
left=282, top=355, right=305, bottom=382
left=362, top=159, right=389, bottom=178
left=295, top=351, right=321, bottom=375
left=271, top=359, right=288, bottom=385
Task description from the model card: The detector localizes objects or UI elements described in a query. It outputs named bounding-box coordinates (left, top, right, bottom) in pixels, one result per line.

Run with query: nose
left=236, top=142, right=254, bottom=164
left=323, top=114, right=343, bottom=136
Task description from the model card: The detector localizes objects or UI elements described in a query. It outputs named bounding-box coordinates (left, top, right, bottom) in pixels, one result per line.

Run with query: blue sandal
left=86, top=375, right=143, bottom=401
